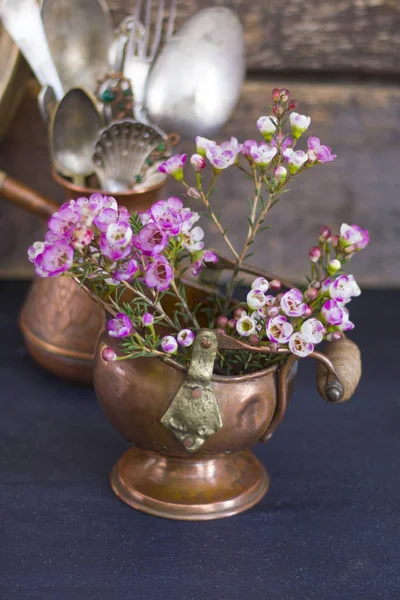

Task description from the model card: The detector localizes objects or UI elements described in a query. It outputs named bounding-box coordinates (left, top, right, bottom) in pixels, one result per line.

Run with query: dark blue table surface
left=1, top=282, right=399, bottom=600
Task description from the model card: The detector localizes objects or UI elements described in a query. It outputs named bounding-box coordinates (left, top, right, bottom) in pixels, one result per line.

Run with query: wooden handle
left=316, top=337, right=362, bottom=403
left=0, top=171, right=59, bottom=220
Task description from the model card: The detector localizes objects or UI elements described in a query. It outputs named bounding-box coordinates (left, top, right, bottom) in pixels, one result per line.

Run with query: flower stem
left=171, top=278, right=200, bottom=329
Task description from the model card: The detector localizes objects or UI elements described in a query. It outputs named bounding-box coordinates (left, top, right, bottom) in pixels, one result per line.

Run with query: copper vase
left=94, top=324, right=361, bottom=520
left=0, top=170, right=165, bottom=384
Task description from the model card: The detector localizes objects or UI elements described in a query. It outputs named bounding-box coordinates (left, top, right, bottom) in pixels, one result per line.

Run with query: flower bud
left=269, top=279, right=281, bottom=291
left=186, top=187, right=201, bottom=199
left=267, top=306, right=280, bottom=318
left=288, top=99, right=299, bottom=111
left=249, top=334, right=260, bottom=345
left=190, top=153, right=206, bottom=172
left=216, top=315, right=229, bottom=330
left=327, top=331, right=342, bottom=342
left=234, top=307, right=246, bottom=320
left=272, top=104, right=280, bottom=116
left=310, top=279, right=322, bottom=290
left=327, top=259, right=341, bottom=275
left=343, top=244, right=356, bottom=255
left=304, top=306, right=313, bottom=318
left=309, top=246, right=321, bottom=263
left=290, top=113, right=311, bottom=140
left=280, top=88, right=290, bottom=102
left=304, top=287, right=319, bottom=301
left=142, top=312, right=154, bottom=327
left=274, top=166, right=287, bottom=185
left=272, top=88, right=281, bottom=102
left=102, top=347, right=117, bottom=362
left=319, top=226, right=331, bottom=242
left=227, top=318, right=237, bottom=330
left=329, top=235, right=339, bottom=249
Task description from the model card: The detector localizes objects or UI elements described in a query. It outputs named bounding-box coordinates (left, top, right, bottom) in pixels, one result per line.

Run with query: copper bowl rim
left=52, top=168, right=167, bottom=197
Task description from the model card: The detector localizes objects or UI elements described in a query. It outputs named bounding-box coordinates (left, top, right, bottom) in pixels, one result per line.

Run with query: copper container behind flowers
left=0, top=170, right=165, bottom=384
left=94, top=314, right=361, bottom=520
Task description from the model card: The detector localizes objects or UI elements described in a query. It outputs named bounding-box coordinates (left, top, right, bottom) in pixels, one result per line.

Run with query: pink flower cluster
left=28, top=195, right=218, bottom=287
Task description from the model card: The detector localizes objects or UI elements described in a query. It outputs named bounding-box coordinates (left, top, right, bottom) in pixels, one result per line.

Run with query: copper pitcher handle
left=316, top=337, right=361, bottom=403
left=0, top=170, right=59, bottom=220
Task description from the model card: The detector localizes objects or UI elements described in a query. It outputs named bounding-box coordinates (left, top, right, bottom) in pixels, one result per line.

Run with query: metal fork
left=123, top=0, right=177, bottom=124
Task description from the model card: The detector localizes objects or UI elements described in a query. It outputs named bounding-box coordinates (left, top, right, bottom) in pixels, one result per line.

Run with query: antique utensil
left=0, top=0, right=64, bottom=99
left=108, top=16, right=142, bottom=73
left=123, top=0, right=178, bottom=123
left=146, top=6, right=245, bottom=137
left=50, top=88, right=104, bottom=186
left=92, top=119, right=165, bottom=193
left=41, top=0, right=113, bottom=93
left=37, top=85, right=57, bottom=126
left=95, top=73, right=134, bottom=124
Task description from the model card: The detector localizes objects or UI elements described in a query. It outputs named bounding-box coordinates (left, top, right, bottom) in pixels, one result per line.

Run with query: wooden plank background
left=1, top=0, right=399, bottom=285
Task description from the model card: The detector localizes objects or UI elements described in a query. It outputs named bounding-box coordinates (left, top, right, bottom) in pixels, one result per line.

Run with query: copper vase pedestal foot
left=110, top=447, right=269, bottom=521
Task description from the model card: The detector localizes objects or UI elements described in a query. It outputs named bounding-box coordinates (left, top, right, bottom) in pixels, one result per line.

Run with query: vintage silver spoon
left=146, top=7, right=246, bottom=137
left=41, top=0, right=113, bottom=93
left=1, top=0, right=64, bottom=99
left=50, top=88, right=104, bottom=186
left=38, top=85, right=57, bottom=127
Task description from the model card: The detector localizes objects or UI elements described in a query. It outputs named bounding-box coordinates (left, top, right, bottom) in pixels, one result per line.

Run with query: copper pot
left=0, top=170, right=165, bottom=384
left=94, top=324, right=361, bottom=520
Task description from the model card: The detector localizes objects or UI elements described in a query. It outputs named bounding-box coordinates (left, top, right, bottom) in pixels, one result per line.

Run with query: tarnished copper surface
left=94, top=329, right=282, bottom=519
left=52, top=168, right=165, bottom=213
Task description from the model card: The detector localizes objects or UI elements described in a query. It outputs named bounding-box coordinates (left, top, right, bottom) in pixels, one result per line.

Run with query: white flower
left=257, top=116, right=277, bottom=141
left=161, top=335, right=178, bottom=354
left=236, top=315, right=257, bottom=337
left=301, top=318, right=324, bottom=344
left=195, top=136, right=216, bottom=157
left=266, top=316, right=293, bottom=344
left=247, top=289, right=267, bottom=310
left=288, top=332, right=314, bottom=357
left=283, top=148, right=308, bottom=174
left=290, top=112, right=311, bottom=139
left=250, top=144, right=277, bottom=166
left=251, top=277, right=269, bottom=293
left=181, top=222, right=204, bottom=252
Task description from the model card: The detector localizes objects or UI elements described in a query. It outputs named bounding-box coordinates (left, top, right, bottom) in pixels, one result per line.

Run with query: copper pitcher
left=94, top=323, right=361, bottom=520
left=0, top=170, right=165, bottom=384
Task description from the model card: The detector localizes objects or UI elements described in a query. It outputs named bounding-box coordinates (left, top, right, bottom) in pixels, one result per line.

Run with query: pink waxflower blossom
left=177, top=329, right=195, bottom=347
left=251, top=277, right=269, bottom=293
left=145, top=256, right=173, bottom=291
left=338, top=307, right=355, bottom=331
left=289, top=332, right=314, bottom=357
left=271, top=134, right=293, bottom=152
left=290, top=112, right=311, bottom=139
left=34, top=239, right=74, bottom=277
left=161, top=335, right=178, bottom=354
left=99, top=234, right=131, bottom=261
left=321, top=299, right=345, bottom=326
left=242, top=139, right=258, bottom=157
left=71, top=227, right=93, bottom=250
left=133, top=223, right=168, bottom=256
left=236, top=315, right=257, bottom=337
left=206, top=145, right=237, bottom=171
left=266, top=315, right=293, bottom=344
left=283, top=148, right=308, bottom=174
left=142, top=313, right=154, bottom=327
left=280, top=289, right=307, bottom=317
left=329, top=274, right=361, bottom=304
left=256, top=116, right=276, bottom=141
left=190, top=250, right=218, bottom=276
left=158, top=154, right=187, bottom=181
left=309, top=246, right=321, bottom=262
left=106, top=221, right=132, bottom=248
left=102, top=347, right=117, bottom=362
left=220, top=137, right=243, bottom=154
left=113, top=258, right=139, bottom=282
left=93, top=207, right=118, bottom=232
left=195, top=136, right=216, bottom=157
left=249, top=144, right=277, bottom=166
left=247, top=289, right=267, bottom=310
left=28, top=241, right=45, bottom=263
left=339, top=224, right=370, bottom=251
left=89, top=193, right=118, bottom=216
left=307, top=137, right=337, bottom=163
left=181, top=222, right=204, bottom=252
left=108, top=313, right=134, bottom=338
left=274, top=165, right=288, bottom=184
left=150, top=198, right=184, bottom=235
left=48, top=204, right=80, bottom=237
left=190, top=153, right=207, bottom=172
left=301, top=318, right=325, bottom=344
